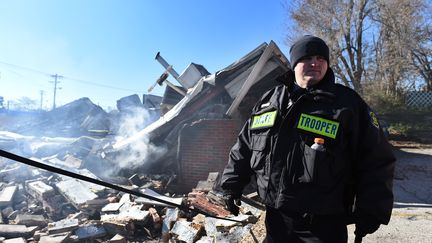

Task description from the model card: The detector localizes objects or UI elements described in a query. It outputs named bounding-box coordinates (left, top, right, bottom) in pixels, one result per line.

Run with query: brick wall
left=178, top=119, right=241, bottom=191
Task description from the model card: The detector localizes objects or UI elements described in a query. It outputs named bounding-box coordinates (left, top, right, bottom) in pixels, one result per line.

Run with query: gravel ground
left=347, top=207, right=432, bottom=243
left=356, top=146, right=432, bottom=243
left=242, top=145, right=432, bottom=243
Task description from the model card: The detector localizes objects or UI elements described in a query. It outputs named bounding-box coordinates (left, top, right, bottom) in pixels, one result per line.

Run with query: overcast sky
left=0, top=0, right=290, bottom=110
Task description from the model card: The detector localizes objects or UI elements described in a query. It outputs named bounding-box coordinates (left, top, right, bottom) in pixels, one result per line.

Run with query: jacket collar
left=279, top=67, right=337, bottom=103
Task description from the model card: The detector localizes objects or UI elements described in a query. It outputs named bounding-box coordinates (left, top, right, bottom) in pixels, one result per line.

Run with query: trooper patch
left=297, top=113, right=339, bottom=139
left=251, top=111, right=277, bottom=129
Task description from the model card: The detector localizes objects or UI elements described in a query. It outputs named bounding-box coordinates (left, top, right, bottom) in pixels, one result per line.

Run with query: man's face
left=293, top=55, right=328, bottom=88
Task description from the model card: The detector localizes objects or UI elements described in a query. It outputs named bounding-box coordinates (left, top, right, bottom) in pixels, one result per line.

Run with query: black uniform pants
left=265, top=206, right=348, bottom=243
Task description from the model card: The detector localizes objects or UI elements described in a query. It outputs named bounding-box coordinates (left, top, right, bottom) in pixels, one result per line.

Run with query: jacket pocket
left=250, top=133, right=271, bottom=200
left=250, top=134, right=269, bottom=171
left=299, top=142, right=336, bottom=186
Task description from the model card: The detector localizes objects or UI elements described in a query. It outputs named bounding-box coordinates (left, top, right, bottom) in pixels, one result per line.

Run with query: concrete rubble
left=0, top=161, right=264, bottom=242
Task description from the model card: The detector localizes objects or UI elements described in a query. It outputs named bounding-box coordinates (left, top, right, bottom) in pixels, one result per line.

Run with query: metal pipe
left=155, top=52, right=181, bottom=81
left=0, top=149, right=244, bottom=223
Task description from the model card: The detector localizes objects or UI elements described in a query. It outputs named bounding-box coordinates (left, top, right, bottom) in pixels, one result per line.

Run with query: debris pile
left=0, top=161, right=264, bottom=242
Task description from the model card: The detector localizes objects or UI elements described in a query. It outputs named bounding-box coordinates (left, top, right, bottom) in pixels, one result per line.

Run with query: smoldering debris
left=0, top=162, right=264, bottom=242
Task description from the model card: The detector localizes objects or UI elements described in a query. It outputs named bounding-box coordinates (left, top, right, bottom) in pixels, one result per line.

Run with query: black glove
left=223, top=193, right=241, bottom=216
left=354, top=212, right=381, bottom=237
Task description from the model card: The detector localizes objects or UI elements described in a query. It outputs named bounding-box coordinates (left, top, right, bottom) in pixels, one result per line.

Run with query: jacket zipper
left=266, top=93, right=307, bottom=206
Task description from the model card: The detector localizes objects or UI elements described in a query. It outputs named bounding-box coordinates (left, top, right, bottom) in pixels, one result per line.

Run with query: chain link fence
left=406, top=92, right=432, bottom=108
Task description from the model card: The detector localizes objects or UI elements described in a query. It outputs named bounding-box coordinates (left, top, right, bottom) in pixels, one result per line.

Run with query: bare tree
left=409, top=4, right=432, bottom=92
left=286, top=0, right=375, bottom=93
left=13, top=97, right=38, bottom=111
left=372, top=0, right=432, bottom=94
left=285, top=0, right=432, bottom=95
left=412, top=46, right=432, bottom=91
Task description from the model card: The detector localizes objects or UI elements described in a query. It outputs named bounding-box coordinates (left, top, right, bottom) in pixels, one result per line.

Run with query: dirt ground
left=242, top=141, right=432, bottom=243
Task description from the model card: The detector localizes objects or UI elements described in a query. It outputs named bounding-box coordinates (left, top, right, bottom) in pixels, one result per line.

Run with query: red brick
left=178, top=119, right=241, bottom=191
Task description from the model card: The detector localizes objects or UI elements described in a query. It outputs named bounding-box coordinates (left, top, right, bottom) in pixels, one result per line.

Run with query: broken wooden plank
left=188, top=191, right=230, bottom=217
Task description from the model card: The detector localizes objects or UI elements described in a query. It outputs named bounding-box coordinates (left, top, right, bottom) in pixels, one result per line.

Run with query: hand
left=354, top=212, right=381, bottom=237
left=223, top=193, right=241, bottom=216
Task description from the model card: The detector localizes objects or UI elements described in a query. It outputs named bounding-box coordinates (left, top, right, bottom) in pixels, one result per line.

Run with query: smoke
left=111, top=107, right=166, bottom=170
left=0, top=102, right=167, bottom=181
left=0, top=131, right=76, bottom=157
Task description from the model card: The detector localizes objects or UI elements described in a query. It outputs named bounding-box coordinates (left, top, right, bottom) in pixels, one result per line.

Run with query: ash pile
left=0, top=41, right=290, bottom=242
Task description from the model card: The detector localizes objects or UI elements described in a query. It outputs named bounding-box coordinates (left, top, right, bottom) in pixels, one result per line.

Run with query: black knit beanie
left=289, top=35, right=329, bottom=69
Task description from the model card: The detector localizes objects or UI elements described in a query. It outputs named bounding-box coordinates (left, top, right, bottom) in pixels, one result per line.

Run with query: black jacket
left=221, top=68, right=395, bottom=224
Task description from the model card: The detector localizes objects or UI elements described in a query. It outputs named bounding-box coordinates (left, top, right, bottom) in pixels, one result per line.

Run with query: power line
left=62, top=76, right=146, bottom=93
left=0, top=60, right=146, bottom=93
left=0, top=60, right=51, bottom=76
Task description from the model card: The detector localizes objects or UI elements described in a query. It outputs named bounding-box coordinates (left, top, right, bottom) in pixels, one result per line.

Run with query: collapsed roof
left=112, top=41, right=290, bottom=170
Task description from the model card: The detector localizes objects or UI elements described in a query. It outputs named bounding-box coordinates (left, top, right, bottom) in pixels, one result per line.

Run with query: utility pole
left=50, top=74, right=63, bottom=109
left=39, top=90, right=44, bottom=110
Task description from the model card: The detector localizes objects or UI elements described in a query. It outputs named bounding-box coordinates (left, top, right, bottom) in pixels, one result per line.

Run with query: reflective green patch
left=297, top=113, right=339, bottom=139
left=251, top=111, right=277, bottom=129
left=369, top=111, right=380, bottom=128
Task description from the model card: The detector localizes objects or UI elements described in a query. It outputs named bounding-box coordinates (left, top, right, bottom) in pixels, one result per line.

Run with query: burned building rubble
left=0, top=163, right=263, bottom=242
left=113, top=40, right=289, bottom=190
left=0, top=41, right=289, bottom=242
left=0, top=97, right=111, bottom=138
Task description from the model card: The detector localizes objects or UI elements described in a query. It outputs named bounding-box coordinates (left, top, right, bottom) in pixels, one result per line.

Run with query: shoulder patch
left=369, top=111, right=380, bottom=128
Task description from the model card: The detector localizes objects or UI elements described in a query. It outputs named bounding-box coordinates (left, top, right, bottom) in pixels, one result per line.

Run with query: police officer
left=220, top=35, right=395, bottom=243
